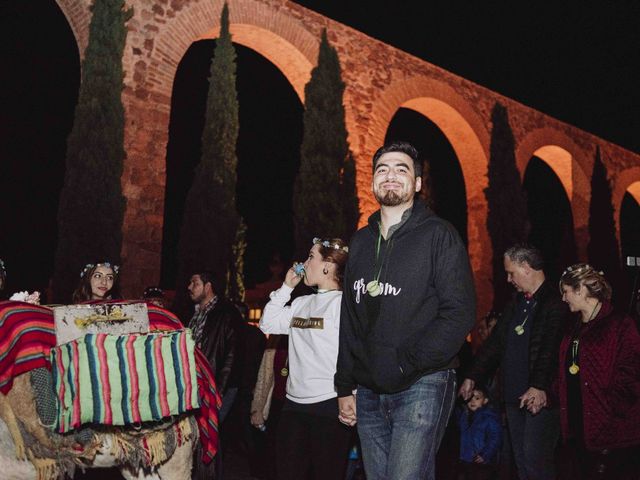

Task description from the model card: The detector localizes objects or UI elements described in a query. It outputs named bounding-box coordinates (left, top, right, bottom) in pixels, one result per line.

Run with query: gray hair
left=504, top=244, right=544, bottom=271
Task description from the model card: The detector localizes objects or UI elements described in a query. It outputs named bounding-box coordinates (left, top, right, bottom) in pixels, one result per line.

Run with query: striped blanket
left=0, top=301, right=55, bottom=393
left=51, top=331, right=200, bottom=433
left=0, top=300, right=221, bottom=463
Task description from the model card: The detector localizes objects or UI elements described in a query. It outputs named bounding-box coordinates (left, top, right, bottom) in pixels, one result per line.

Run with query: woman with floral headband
left=557, top=263, right=640, bottom=478
left=259, top=237, right=352, bottom=480
left=72, top=261, right=121, bottom=303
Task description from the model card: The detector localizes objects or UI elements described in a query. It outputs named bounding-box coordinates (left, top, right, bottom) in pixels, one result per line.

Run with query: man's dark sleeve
left=398, top=225, right=476, bottom=373
left=335, top=261, right=358, bottom=397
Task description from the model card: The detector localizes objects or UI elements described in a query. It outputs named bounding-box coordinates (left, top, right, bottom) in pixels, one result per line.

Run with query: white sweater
left=259, top=284, right=342, bottom=404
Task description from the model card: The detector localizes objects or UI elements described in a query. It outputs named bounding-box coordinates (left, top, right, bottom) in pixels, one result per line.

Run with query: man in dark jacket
left=459, top=244, right=567, bottom=480
left=187, top=270, right=241, bottom=405
left=188, top=271, right=243, bottom=479
left=335, top=141, right=476, bottom=480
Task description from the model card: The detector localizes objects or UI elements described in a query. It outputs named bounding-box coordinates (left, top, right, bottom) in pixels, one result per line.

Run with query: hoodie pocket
left=366, top=341, right=406, bottom=391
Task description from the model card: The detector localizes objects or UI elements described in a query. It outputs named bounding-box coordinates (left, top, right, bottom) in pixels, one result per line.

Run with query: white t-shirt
left=259, top=284, right=342, bottom=404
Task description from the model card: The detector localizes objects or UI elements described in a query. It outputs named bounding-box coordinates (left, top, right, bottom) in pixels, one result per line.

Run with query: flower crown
left=312, top=237, right=349, bottom=253
left=80, top=262, right=120, bottom=278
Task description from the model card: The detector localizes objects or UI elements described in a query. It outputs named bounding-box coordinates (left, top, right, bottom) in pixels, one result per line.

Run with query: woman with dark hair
left=557, top=263, right=640, bottom=479
left=260, top=237, right=352, bottom=480
left=72, top=261, right=121, bottom=303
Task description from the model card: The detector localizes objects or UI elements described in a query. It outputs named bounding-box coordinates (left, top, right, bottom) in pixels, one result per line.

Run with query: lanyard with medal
left=514, top=296, right=536, bottom=335
left=366, top=224, right=386, bottom=297
left=568, top=301, right=600, bottom=375
left=280, top=357, right=289, bottom=377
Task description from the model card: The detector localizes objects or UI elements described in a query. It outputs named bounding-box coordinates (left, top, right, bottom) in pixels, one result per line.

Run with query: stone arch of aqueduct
left=55, top=0, right=640, bottom=316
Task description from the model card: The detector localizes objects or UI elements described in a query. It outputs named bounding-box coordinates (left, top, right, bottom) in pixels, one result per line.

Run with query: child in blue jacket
left=457, top=385, right=502, bottom=480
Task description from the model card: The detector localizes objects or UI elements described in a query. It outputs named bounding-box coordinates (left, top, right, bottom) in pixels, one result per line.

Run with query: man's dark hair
left=504, top=244, right=545, bottom=271
left=372, top=141, right=422, bottom=177
left=194, top=270, right=219, bottom=294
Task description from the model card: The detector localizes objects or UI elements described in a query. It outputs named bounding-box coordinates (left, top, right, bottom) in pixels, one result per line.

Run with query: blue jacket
left=457, top=405, right=502, bottom=464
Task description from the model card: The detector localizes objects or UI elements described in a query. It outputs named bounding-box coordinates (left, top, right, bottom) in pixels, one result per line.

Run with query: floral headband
left=80, top=262, right=120, bottom=278
left=313, top=237, right=349, bottom=253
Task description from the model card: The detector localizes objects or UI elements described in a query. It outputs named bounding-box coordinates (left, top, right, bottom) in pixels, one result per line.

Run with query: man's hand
left=250, top=410, right=265, bottom=428
left=519, top=387, right=547, bottom=414
left=338, top=395, right=357, bottom=426
left=473, top=454, right=485, bottom=464
left=458, top=378, right=475, bottom=401
left=284, top=266, right=303, bottom=289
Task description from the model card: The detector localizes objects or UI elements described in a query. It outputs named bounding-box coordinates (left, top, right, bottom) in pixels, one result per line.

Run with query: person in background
left=250, top=334, right=289, bottom=479
left=457, top=385, right=502, bottom=480
left=557, top=263, right=640, bottom=479
left=72, top=261, right=121, bottom=303
left=460, top=244, right=567, bottom=480
left=260, top=237, right=352, bottom=480
left=142, top=286, right=167, bottom=309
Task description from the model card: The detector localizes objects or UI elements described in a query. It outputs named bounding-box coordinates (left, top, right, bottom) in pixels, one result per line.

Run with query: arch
left=54, top=0, right=91, bottom=59
left=628, top=181, right=640, bottom=204
left=364, top=76, right=491, bottom=316
left=612, top=167, right=640, bottom=238
left=516, top=128, right=592, bottom=259
left=135, top=0, right=317, bottom=105
left=531, top=145, right=573, bottom=198
left=113, top=0, right=318, bottom=293
left=363, top=76, right=490, bottom=221
left=515, top=128, right=590, bottom=202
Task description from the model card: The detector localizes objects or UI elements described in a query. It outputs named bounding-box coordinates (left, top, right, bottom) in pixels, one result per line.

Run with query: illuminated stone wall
left=55, top=0, right=640, bottom=317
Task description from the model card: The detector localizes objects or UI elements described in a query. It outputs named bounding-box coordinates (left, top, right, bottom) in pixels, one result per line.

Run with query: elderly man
left=460, top=244, right=567, bottom=480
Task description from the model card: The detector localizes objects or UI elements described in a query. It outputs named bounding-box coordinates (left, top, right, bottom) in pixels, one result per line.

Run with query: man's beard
left=374, top=189, right=411, bottom=207
left=190, top=291, right=206, bottom=304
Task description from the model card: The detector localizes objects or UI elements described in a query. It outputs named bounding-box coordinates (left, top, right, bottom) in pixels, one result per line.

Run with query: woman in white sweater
left=260, top=237, right=352, bottom=480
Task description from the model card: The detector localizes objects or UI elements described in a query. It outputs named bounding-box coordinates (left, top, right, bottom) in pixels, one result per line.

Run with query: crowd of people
left=1, top=141, right=639, bottom=480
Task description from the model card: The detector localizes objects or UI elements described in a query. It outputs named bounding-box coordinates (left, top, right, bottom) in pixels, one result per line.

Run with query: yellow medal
left=569, top=363, right=579, bottom=375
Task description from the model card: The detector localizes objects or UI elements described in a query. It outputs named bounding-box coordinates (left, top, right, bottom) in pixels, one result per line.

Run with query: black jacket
left=196, top=298, right=243, bottom=395
left=335, top=201, right=476, bottom=394
left=466, top=281, right=567, bottom=394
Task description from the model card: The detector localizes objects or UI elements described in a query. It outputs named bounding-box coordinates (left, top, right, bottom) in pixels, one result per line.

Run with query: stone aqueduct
left=56, top=0, right=640, bottom=315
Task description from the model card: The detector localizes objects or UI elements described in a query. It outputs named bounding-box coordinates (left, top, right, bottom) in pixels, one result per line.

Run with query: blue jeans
left=356, top=369, right=457, bottom=480
left=504, top=404, right=559, bottom=480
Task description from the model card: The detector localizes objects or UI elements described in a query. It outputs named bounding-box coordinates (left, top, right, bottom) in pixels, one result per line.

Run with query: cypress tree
left=177, top=3, right=240, bottom=298
left=52, top=0, right=131, bottom=302
left=293, top=30, right=351, bottom=255
left=484, top=103, right=529, bottom=310
left=226, top=217, right=247, bottom=304
left=587, top=147, right=622, bottom=303
left=341, top=151, right=360, bottom=241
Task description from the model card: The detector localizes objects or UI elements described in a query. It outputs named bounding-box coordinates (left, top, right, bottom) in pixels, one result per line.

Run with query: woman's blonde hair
left=559, top=263, right=612, bottom=302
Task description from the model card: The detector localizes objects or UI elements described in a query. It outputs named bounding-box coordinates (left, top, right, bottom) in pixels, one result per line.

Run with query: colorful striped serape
left=51, top=330, right=200, bottom=433
left=0, top=301, right=56, bottom=394
left=0, top=300, right=220, bottom=464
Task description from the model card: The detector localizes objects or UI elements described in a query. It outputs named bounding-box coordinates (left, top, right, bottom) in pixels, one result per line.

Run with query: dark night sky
left=295, top=1, right=640, bottom=154
left=0, top=1, right=638, bottom=294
